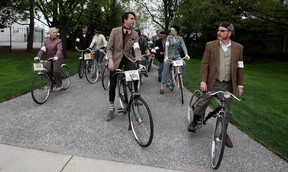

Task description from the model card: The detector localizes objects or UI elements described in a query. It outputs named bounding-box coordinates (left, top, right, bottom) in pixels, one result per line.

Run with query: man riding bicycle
left=106, top=11, right=146, bottom=122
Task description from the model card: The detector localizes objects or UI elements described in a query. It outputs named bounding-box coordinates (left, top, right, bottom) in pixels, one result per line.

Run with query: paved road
left=0, top=65, right=287, bottom=172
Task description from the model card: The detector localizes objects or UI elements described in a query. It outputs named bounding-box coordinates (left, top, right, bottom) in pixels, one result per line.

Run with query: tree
left=35, top=0, right=88, bottom=56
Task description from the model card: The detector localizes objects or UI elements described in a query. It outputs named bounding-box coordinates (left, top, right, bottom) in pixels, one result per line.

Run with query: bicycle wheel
left=102, top=66, right=110, bottom=90
left=118, top=78, right=128, bottom=113
left=147, top=57, right=153, bottom=72
left=178, top=74, right=184, bottom=104
left=61, top=64, right=71, bottom=90
left=78, top=59, right=84, bottom=78
left=187, top=90, right=202, bottom=124
left=211, top=113, right=227, bottom=169
left=129, top=96, right=154, bottom=147
left=85, top=61, right=99, bottom=84
left=31, top=74, right=51, bottom=104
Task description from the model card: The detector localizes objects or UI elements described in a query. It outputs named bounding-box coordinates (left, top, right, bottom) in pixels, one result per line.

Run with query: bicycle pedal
left=117, top=108, right=123, bottom=113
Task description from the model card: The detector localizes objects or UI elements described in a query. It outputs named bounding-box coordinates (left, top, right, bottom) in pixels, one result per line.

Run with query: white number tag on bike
left=33, top=63, right=44, bottom=71
left=124, top=70, right=140, bottom=81
left=84, top=53, right=92, bottom=60
left=172, top=60, right=183, bottom=66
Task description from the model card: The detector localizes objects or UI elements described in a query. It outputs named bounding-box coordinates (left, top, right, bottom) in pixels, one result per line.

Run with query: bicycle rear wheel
left=211, top=113, right=227, bottom=169
left=61, top=64, right=71, bottom=90
left=102, top=66, right=110, bottom=90
left=178, top=74, right=184, bottom=104
left=85, top=61, right=99, bottom=84
left=168, top=67, right=174, bottom=91
left=187, top=90, right=202, bottom=124
left=118, top=78, right=128, bottom=113
left=129, top=96, right=153, bottom=147
left=31, top=74, right=51, bottom=104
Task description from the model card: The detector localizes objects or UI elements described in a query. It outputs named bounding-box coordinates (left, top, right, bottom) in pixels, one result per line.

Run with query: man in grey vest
left=187, top=21, right=244, bottom=148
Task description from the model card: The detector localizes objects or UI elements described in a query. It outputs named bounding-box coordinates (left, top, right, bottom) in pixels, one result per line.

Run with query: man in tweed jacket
left=106, top=11, right=143, bottom=121
left=187, top=22, right=244, bottom=148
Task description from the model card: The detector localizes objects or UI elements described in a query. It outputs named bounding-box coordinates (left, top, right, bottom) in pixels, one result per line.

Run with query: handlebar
left=205, top=91, right=244, bottom=102
left=76, top=47, right=91, bottom=52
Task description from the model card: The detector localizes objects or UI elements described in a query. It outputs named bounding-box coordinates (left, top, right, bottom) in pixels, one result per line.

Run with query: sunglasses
left=218, top=29, right=229, bottom=32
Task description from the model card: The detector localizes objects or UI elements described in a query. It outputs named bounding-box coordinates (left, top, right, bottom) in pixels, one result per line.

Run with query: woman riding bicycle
left=89, top=27, right=108, bottom=74
left=160, top=25, right=190, bottom=94
left=34, top=27, right=63, bottom=91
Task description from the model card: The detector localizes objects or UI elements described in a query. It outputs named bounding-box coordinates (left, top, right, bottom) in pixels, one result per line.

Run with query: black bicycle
left=115, top=68, right=154, bottom=147
left=101, top=52, right=110, bottom=90
left=76, top=47, right=92, bottom=79
left=31, top=58, right=70, bottom=104
left=187, top=90, right=243, bottom=169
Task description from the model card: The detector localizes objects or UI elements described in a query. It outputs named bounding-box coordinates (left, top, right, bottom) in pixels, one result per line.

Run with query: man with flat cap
left=187, top=21, right=245, bottom=148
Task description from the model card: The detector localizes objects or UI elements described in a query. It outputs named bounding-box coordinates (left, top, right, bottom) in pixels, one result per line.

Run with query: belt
left=217, top=79, right=231, bottom=83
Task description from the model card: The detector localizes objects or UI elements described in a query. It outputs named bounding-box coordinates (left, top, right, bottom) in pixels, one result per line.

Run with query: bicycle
left=101, top=52, right=110, bottom=90
left=31, top=58, right=71, bottom=104
left=76, top=47, right=93, bottom=79
left=187, top=90, right=243, bottom=169
left=114, top=68, right=154, bottom=147
left=166, top=57, right=188, bottom=104
left=84, top=50, right=100, bottom=84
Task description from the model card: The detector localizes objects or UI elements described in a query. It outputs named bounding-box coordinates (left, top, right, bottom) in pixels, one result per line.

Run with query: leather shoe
left=187, top=121, right=197, bottom=132
left=160, top=89, right=164, bottom=94
left=225, top=135, right=233, bottom=148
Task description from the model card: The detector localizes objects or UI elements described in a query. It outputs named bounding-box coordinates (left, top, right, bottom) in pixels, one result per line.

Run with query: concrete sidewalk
left=0, top=144, right=189, bottom=172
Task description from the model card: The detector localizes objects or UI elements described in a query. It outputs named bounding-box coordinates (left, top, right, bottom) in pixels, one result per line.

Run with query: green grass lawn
left=0, top=51, right=78, bottom=102
left=1, top=53, right=288, bottom=161
left=183, top=58, right=288, bottom=161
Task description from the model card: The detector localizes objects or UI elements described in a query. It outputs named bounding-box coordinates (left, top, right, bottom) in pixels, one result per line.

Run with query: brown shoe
left=225, top=135, right=233, bottom=148
left=187, top=115, right=201, bottom=132
left=187, top=122, right=197, bottom=132
left=106, top=110, right=114, bottom=122
left=160, top=89, right=164, bottom=94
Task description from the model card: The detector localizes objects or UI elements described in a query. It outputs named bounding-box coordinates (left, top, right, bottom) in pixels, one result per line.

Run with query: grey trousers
left=194, top=81, right=233, bottom=120
left=161, top=57, right=186, bottom=84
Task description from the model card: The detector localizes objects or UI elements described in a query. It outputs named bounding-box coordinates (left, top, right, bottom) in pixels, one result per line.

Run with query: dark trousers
left=109, top=57, right=137, bottom=102
left=45, top=59, right=63, bottom=87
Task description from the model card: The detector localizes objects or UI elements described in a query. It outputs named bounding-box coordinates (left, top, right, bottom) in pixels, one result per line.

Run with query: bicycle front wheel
left=85, top=61, right=99, bottom=84
left=102, top=66, right=110, bottom=90
left=31, top=74, right=51, bottom=104
left=78, top=59, right=84, bottom=78
left=178, top=74, right=184, bottom=104
left=129, top=96, right=153, bottom=147
left=211, top=113, right=227, bottom=169
left=61, top=64, right=71, bottom=90
left=187, top=90, right=202, bottom=124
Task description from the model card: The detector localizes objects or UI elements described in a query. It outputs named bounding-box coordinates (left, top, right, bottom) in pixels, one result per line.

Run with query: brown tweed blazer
left=106, top=26, right=141, bottom=69
left=200, top=40, right=244, bottom=95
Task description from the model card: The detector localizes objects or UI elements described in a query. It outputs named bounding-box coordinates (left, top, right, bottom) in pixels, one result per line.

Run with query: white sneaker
left=79, top=57, right=83, bottom=60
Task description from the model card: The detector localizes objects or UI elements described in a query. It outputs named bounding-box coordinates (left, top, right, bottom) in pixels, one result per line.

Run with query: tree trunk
left=26, top=0, right=34, bottom=52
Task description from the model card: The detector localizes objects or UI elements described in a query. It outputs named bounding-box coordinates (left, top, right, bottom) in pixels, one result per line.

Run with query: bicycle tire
left=178, top=74, right=184, bottom=104
left=187, top=90, right=202, bottom=124
left=102, top=66, right=110, bottom=90
left=147, top=57, right=153, bottom=72
left=31, top=73, right=51, bottom=104
left=211, top=113, right=227, bottom=169
left=128, top=96, right=154, bottom=147
left=61, top=64, right=71, bottom=90
left=118, top=78, right=128, bottom=113
left=85, top=61, right=99, bottom=84
left=78, top=59, right=85, bottom=78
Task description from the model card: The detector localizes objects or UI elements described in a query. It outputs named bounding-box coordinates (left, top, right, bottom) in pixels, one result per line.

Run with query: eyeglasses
left=218, top=29, right=228, bottom=33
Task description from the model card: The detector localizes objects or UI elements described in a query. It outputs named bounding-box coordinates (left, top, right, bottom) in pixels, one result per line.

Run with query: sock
left=109, top=102, right=115, bottom=111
